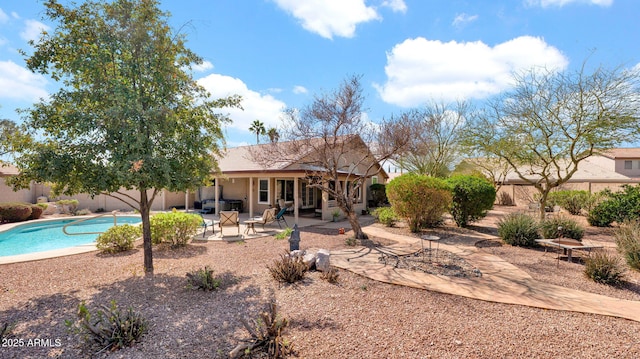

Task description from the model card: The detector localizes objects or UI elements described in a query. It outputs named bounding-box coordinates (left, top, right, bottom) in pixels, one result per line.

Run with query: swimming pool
left=0, top=216, right=142, bottom=257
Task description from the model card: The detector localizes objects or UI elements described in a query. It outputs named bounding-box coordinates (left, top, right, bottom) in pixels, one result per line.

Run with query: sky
left=1, top=0, right=639, bottom=148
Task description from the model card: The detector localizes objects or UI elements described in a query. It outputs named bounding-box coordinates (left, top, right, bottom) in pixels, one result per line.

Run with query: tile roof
left=600, top=148, right=640, bottom=159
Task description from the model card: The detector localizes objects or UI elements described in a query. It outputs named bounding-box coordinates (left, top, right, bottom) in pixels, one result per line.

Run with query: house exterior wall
left=614, top=158, right=640, bottom=178
left=498, top=181, right=637, bottom=207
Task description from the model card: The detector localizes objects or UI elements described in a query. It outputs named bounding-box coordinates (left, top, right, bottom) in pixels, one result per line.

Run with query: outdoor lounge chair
left=199, top=213, right=214, bottom=238
left=252, top=208, right=277, bottom=230
left=218, top=210, right=239, bottom=237
left=275, top=207, right=288, bottom=228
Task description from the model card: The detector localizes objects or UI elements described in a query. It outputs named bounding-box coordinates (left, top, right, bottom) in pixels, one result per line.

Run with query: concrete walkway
left=331, top=225, right=640, bottom=323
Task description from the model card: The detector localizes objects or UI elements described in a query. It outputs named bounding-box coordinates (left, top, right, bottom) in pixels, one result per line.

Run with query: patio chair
left=199, top=213, right=214, bottom=238
left=275, top=207, right=288, bottom=228
left=252, top=208, right=277, bottom=230
left=218, top=210, right=239, bottom=237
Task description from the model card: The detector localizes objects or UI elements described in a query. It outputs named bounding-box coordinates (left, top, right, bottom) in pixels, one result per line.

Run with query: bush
left=186, top=266, right=221, bottom=291
left=96, top=224, right=140, bottom=253
left=584, top=250, right=625, bottom=285
left=150, top=210, right=201, bottom=247
left=28, top=204, right=44, bottom=220
left=615, top=220, right=640, bottom=271
left=587, top=199, right=617, bottom=227
left=66, top=300, right=147, bottom=353
left=446, top=175, right=496, bottom=227
left=497, top=213, right=540, bottom=247
left=588, top=185, right=640, bottom=227
left=386, top=173, right=452, bottom=232
left=231, top=301, right=293, bottom=358
left=56, top=199, right=79, bottom=214
left=267, top=252, right=307, bottom=284
left=320, top=267, right=340, bottom=284
left=539, top=216, right=584, bottom=240
left=0, top=202, right=32, bottom=223
left=373, top=206, right=397, bottom=227
left=497, top=192, right=514, bottom=206
left=547, top=190, right=593, bottom=215
left=274, top=227, right=293, bottom=240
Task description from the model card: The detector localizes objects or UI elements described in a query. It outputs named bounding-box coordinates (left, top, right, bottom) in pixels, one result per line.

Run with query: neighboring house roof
left=0, top=163, right=19, bottom=176
left=497, top=156, right=638, bottom=184
left=601, top=148, right=640, bottom=159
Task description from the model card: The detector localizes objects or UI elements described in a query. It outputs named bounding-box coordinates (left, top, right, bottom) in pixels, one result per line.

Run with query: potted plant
left=332, top=209, right=341, bottom=222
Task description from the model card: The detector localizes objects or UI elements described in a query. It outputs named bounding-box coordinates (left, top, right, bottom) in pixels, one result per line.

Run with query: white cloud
left=452, top=13, right=478, bottom=28
left=293, top=85, right=308, bottom=94
left=0, top=9, right=9, bottom=23
left=374, top=36, right=568, bottom=106
left=381, top=0, right=407, bottom=13
left=0, top=60, right=48, bottom=101
left=191, top=60, right=213, bottom=72
left=525, top=0, right=613, bottom=7
left=273, top=0, right=380, bottom=39
left=198, top=73, right=286, bottom=132
left=20, top=19, right=50, bottom=42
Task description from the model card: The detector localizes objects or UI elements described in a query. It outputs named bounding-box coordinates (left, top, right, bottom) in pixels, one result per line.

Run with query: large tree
left=251, top=75, right=413, bottom=239
left=9, top=0, right=241, bottom=274
left=399, top=101, right=467, bottom=178
left=0, top=119, right=18, bottom=159
left=464, top=63, right=640, bottom=219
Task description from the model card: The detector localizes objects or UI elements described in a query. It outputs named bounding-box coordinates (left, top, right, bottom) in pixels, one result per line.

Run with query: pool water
left=0, top=216, right=142, bottom=257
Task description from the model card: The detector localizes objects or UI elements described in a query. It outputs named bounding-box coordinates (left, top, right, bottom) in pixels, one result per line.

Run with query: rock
left=303, top=251, right=316, bottom=270
left=316, top=249, right=331, bottom=272
left=289, top=250, right=305, bottom=258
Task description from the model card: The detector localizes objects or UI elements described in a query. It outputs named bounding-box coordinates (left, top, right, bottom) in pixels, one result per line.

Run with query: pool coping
left=0, top=214, right=141, bottom=265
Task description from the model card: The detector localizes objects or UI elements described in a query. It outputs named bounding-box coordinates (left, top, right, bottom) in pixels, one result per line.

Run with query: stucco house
left=485, top=149, right=640, bottom=206
left=198, top=135, right=388, bottom=222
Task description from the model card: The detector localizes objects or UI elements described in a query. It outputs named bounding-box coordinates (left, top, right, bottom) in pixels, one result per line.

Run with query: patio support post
left=294, top=177, right=299, bottom=224
left=249, top=176, right=254, bottom=218
left=185, top=189, right=189, bottom=212
left=214, top=178, right=220, bottom=215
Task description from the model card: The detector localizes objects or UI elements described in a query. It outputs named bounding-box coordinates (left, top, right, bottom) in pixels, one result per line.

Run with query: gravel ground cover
left=1, top=206, right=639, bottom=358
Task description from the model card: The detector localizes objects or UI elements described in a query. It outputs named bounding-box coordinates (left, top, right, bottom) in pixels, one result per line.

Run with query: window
left=258, top=179, right=269, bottom=204
left=276, top=179, right=295, bottom=202
left=371, top=176, right=378, bottom=184
left=625, top=160, right=633, bottom=170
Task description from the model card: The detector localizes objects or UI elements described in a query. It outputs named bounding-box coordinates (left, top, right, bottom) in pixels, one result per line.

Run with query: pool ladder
left=62, top=211, right=120, bottom=236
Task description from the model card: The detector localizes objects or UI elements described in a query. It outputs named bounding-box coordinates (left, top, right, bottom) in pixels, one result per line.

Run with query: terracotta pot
left=338, top=228, right=345, bottom=235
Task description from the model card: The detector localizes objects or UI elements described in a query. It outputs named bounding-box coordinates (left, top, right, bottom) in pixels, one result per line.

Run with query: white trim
left=258, top=178, right=270, bottom=204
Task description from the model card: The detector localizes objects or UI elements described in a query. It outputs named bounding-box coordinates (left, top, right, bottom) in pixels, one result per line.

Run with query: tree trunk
left=346, top=210, right=368, bottom=239
left=140, top=189, right=154, bottom=275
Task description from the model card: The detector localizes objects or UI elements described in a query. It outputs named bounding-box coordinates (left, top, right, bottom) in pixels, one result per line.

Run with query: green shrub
left=587, top=199, right=617, bottom=227
left=373, top=206, right=397, bottom=227
left=0, top=202, right=32, bottom=223
left=96, top=224, right=140, bottom=253
left=584, top=250, right=625, bottom=285
left=539, top=216, right=584, bottom=240
left=267, top=252, right=307, bottom=284
left=274, top=227, right=293, bottom=240
left=547, top=190, right=593, bottom=215
left=497, top=213, right=540, bottom=247
left=56, top=199, right=79, bottom=214
left=66, top=300, right=147, bottom=353
left=615, top=220, right=640, bottom=271
left=386, top=173, right=452, bottom=232
left=186, top=266, right=221, bottom=291
left=28, top=204, right=44, bottom=220
left=588, top=185, right=640, bottom=227
left=446, top=175, right=496, bottom=227
left=150, top=210, right=201, bottom=247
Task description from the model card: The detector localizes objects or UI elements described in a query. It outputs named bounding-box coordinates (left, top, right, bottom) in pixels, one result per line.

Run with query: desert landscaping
left=1, top=205, right=640, bottom=358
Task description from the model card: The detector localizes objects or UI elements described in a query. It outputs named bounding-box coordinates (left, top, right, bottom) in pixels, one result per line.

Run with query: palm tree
left=266, top=127, right=280, bottom=143
left=249, top=120, right=266, bottom=144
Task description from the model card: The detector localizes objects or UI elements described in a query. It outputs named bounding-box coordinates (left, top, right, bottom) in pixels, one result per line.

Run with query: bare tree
left=399, top=101, right=467, bottom=177
left=464, top=63, right=640, bottom=220
left=251, top=75, right=413, bottom=239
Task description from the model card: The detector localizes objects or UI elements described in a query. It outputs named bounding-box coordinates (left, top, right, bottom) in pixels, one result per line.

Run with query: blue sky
left=1, top=0, right=639, bottom=148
